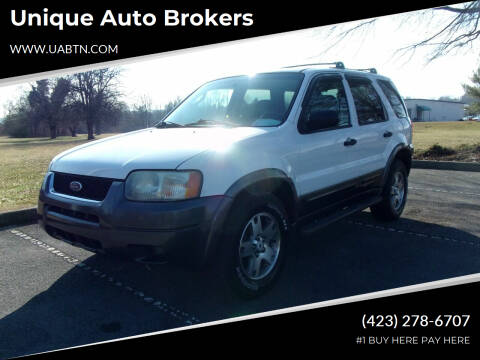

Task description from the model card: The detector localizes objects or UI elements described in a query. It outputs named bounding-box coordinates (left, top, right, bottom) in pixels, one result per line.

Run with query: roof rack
left=282, top=62, right=379, bottom=74
left=351, top=68, right=377, bottom=74
left=283, top=61, right=345, bottom=69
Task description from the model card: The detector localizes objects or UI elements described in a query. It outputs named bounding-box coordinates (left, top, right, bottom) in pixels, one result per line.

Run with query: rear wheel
left=370, top=160, right=408, bottom=221
left=218, top=194, right=290, bottom=298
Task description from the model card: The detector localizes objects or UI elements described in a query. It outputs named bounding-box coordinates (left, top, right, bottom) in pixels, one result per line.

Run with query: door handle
left=383, top=131, right=393, bottom=138
left=344, top=138, right=357, bottom=146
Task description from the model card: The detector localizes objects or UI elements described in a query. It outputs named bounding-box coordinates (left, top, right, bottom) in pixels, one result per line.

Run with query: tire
left=217, top=194, right=290, bottom=298
left=370, top=160, right=408, bottom=221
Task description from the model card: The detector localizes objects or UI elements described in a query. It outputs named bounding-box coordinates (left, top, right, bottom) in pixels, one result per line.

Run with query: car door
left=376, top=78, right=412, bottom=148
left=291, top=73, right=369, bottom=210
left=344, top=75, right=394, bottom=173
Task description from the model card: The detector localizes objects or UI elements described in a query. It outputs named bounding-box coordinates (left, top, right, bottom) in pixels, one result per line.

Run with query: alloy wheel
left=238, top=212, right=281, bottom=281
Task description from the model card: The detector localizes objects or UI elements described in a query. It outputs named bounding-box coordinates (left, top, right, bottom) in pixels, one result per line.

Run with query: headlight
left=125, top=171, right=202, bottom=201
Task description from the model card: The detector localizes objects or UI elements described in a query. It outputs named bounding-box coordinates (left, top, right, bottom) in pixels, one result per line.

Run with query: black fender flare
left=225, top=168, right=299, bottom=224
left=203, top=169, right=299, bottom=266
left=225, top=168, right=297, bottom=200
left=382, top=143, right=413, bottom=188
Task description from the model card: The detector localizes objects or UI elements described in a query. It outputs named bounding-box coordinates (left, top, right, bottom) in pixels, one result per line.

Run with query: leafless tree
left=134, top=94, right=153, bottom=128
left=27, top=80, right=49, bottom=137
left=163, top=97, right=183, bottom=115
left=63, top=100, right=84, bottom=137
left=27, top=78, right=70, bottom=139
left=69, top=68, right=122, bottom=140
left=49, top=78, right=71, bottom=138
left=316, top=1, right=480, bottom=62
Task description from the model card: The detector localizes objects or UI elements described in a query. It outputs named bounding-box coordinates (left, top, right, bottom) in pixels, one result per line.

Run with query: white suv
left=38, top=62, right=413, bottom=296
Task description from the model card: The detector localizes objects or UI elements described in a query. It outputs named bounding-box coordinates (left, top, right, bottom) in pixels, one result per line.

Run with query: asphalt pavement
left=1, top=168, right=479, bottom=358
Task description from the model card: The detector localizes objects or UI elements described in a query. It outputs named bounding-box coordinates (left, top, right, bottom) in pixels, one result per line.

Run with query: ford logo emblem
left=69, top=181, right=83, bottom=192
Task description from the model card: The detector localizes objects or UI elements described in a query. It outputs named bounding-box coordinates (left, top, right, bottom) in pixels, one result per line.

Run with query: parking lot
left=1, top=168, right=480, bottom=358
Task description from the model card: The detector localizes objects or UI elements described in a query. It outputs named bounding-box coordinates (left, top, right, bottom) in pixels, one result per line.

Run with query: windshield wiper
left=156, top=121, right=184, bottom=128
left=184, top=119, right=236, bottom=127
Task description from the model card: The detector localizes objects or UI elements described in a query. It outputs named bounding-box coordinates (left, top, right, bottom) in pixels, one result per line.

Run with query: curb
left=412, top=160, right=480, bottom=172
left=0, top=207, right=37, bottom=228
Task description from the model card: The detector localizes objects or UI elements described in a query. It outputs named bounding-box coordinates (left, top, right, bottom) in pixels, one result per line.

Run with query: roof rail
left=281, top=62, right=379, bottom=74
left=351, top=68, right=377, bottom=74
left=283, top=61, right=345, bottom=69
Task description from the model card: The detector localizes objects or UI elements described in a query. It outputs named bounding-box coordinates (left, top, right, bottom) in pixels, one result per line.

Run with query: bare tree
left=134, top=94, right=153, bottom=128
left=69, top=68, right=122, bottom=140
left=63, top=100, right=84, bottom=137
left=27, top=78, right=70, bottom=139
left=49, top=78, right=71, bottom=138
left=317, top=1, right=480, bottom=62
left=163, top=97, right=182, bottom=115
left=27, top=80, right=49, bottom=137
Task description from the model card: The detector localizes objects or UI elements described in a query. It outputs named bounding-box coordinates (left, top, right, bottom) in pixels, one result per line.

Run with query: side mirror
left=304, top=109, right=339, bottom=132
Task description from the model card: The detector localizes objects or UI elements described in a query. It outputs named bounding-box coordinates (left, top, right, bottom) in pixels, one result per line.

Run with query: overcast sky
left=1, top=4, right=479, bottom=117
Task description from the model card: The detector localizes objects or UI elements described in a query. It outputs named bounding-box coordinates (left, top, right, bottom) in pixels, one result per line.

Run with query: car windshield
left=157, top=72, right=304, bottom=128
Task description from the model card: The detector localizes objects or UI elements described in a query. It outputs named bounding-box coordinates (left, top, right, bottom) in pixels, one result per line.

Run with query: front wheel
left=370, top=160, right=408, bottom=221
left=219, top=194, right=290, bottom=298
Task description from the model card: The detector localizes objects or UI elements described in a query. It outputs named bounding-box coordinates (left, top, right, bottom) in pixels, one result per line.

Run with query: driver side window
left=299, top=75, right=351, bottom=133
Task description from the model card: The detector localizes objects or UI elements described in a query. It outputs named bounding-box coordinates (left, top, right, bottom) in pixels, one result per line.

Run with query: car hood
left=50, top=127, right=268, bottom=179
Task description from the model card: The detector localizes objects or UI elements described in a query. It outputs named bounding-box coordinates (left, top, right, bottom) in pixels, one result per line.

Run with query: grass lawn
left=0, top=134, right=115, bottom=212
left=413, top=121, right=480, bottom=161
left=413, top=121, right=480, bottom=152
left=0, top=121, right=479, bottom=212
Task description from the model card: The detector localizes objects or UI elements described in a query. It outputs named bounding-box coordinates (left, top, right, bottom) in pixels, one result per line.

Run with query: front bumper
left=38, top=173, right=232, bottom=267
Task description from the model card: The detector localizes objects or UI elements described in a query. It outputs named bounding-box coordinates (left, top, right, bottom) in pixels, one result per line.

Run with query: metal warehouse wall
left=404, top=99, right=465, bottom=122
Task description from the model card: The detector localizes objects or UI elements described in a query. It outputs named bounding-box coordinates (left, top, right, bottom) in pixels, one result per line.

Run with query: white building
left=404, top=99, right=465, bottom=122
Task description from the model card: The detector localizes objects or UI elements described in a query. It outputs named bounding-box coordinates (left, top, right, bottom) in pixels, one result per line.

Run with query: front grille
left=53, top=172, right=115, bottom=201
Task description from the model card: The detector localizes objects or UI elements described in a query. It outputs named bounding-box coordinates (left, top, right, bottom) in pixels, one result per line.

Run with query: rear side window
left=378, top=80, right=407, bottom=118
left=346, top=76, right=387, bottom=125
